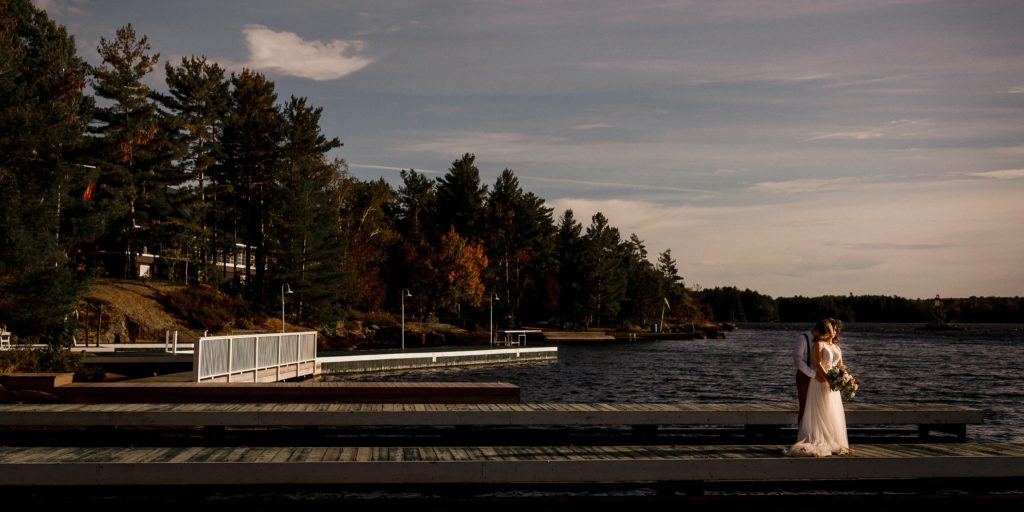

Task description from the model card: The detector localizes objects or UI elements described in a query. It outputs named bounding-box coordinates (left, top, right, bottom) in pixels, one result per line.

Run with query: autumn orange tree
left=435, top=228, right=489, bottom=316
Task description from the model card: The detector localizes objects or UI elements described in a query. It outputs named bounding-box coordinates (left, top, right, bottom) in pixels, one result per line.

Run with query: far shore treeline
left=2, top=2, right=1021, bottom=343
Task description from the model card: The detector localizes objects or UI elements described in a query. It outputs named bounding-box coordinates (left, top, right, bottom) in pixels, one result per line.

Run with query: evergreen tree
left=389, top=169, right=436, bottom=319
left=583, top=212, right=627, bottom=327
left=272, top=96, right=345, bottom=327
left=0, top=0, right=94, bottom=332
left=657, top=249, right=695, bottom=325
left=484, top=169, right=555, bottom=325
left=555, top=209, right=586, bottom=327
left=515, top=191, right=558, bottom=324
left=434, top=153, right=487, bottom=244
left=221, top=69, right=283, bottom=302
left=88, top=24, right=168, bottom=278
left=155, top=56, right=230, bottom=283
left=623, top=234, right=661, bottom=327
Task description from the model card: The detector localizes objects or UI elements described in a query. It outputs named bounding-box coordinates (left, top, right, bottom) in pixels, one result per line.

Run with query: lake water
left=331, top=322, right=1024, bottom=443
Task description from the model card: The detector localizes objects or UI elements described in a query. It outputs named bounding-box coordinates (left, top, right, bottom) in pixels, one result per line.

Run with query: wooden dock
left=0, top=402, right=983, bottom=439
left=0, top=399, right=1016, bottom=502
left=0, top=373, right=521, bottom=404
left=1, top=442, right=1022, bottom=487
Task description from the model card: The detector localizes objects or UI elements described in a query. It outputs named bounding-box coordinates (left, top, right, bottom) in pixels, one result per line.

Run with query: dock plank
left=2, top=442, right=1022, bottom=486
left=0, top=402, right=983, bottom=431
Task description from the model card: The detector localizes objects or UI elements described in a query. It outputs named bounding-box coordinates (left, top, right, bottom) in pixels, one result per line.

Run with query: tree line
left=1, top=3, right=699, bottom=337
left=699, top=287, right=1024, bottom=324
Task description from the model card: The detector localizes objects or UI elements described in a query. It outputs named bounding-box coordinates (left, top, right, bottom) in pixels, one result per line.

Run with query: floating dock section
left=318, top=346, right=557, bottom=374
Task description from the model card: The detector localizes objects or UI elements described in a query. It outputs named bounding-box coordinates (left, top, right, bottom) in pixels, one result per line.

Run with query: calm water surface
left=332, top=323, right=1024, bottom=443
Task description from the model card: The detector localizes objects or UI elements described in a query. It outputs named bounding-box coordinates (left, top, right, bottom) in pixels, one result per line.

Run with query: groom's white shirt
left=794, top=330, right=816, bottom=378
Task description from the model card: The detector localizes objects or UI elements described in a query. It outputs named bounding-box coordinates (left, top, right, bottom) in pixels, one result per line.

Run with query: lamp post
left=489, top=292, right=499, bottom=346
left=401, top=288, right=412, bottom=350
left=281, top=283, right=293, bottom=333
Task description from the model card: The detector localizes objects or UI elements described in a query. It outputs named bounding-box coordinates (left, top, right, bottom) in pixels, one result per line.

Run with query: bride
left=785, top=321, right=850, bottom=457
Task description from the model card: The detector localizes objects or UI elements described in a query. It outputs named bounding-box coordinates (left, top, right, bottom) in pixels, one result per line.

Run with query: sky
left=36, top=0, right=1024, bottom=299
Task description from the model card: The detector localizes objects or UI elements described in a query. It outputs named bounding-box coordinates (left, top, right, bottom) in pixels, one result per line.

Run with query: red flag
left=82, top=183, right=96, bottom=200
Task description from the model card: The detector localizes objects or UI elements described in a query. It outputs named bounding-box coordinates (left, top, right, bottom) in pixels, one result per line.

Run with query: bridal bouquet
left=826, top=363, right=860, bottom=400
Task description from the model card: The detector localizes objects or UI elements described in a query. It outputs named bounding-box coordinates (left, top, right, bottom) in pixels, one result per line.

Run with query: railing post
left=227, top=337, right=233, bottom=383
left=195, top=337, right=202, bottom=382
left=254, top=336, right=260, bottom=383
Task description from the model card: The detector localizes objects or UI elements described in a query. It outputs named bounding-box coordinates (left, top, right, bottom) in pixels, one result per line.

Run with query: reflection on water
left=328, top=323, right=1024, bottom=442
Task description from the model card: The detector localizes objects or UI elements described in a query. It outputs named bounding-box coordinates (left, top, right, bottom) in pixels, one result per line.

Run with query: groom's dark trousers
left=796, top=371, right=811, bottom=424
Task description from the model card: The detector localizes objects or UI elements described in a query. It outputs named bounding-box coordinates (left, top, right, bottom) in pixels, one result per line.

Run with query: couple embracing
left=786, top=318, right=851, bottom=457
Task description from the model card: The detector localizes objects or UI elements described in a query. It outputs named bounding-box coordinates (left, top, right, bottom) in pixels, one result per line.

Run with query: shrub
left=159, top=285, right=241, bottom=332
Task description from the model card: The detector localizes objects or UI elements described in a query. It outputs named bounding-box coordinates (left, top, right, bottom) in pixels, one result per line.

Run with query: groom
left=794, top=319, right=833, bottom=424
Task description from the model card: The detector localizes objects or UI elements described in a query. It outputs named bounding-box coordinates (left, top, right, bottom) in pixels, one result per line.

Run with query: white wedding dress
left=785, top=342, right=850, bottom=457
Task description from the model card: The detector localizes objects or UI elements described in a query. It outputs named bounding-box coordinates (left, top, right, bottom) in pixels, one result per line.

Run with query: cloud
left=32, top=0, right=86, bottom=15
left=806, top=119, right=935, bottom=142
left=576, top=59, right=833, bottom=86
left=807, top=131, right=884, bottom=141
left=1008, top=86, right=1024, bottom=94
left=242, top=25, right=372, bottom=80
left=348, top=163, right=442, bottom=175
left=394, top=131, right=567, bottom=162
left=965, top=169, right=1024, bottom=180
left=519, top=175, right=706, bottom=195
left=573, top=122, right=613, bottom=130
left=747, top=178, right=854, bottom=194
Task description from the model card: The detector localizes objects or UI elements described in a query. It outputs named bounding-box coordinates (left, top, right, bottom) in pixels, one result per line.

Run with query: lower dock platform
left=1, top=442, right=1021, bottom=488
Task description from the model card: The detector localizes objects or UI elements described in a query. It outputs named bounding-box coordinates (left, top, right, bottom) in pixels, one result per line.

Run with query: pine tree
left=272, top=96, right=346, bottom=327
left=583, top=212, right=627, bottom=327
left=221, top=69, right=283, bottom=302
left=484, top=169, right=556, bottom=325
left=624, top=234, right=662, bottom=327
left=0, top=0, right=94, bottom=332
left=389, top=169, right=436, bottom=318
left=434, top=153, right=487, bottom=244
left=555, top=209, right=586, bottom=327
left=155, top=56, right=230, bottom=283
left=89, top=24, right=167, bottom=278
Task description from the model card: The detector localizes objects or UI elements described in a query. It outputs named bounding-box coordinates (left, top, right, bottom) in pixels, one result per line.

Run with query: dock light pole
left=489, top=293, right=499, bottom=345
left=401, top=288, right=412, bottom=350
left=281, top=283, right=293, bottom=333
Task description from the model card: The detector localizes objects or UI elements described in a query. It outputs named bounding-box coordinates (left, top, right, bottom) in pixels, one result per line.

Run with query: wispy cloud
left=394, top=131, right=567, bottom=161
left=965, top=169, right=1024, bottom=180
left=1008, top=86, right=1024, bottom=94
left=519, top=175, right=706, bottom=194
left=348, top=163, right=442, bottom=174
left=806, top=131, right=884, bottom=141
left=841, top=242, right=957, bottom=251
left=242, top=25, right=372, bottom=80
left=576, top=59, right=833, bottom=86
left=747, top=178, right=854, bottom=194
left=573, top=122, right=613, bottom=130
left=807, top=119, right=935, bottom=142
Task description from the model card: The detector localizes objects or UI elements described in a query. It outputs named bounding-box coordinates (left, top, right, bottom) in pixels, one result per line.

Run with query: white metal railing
left=194, top=331, right=317, bottom=382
